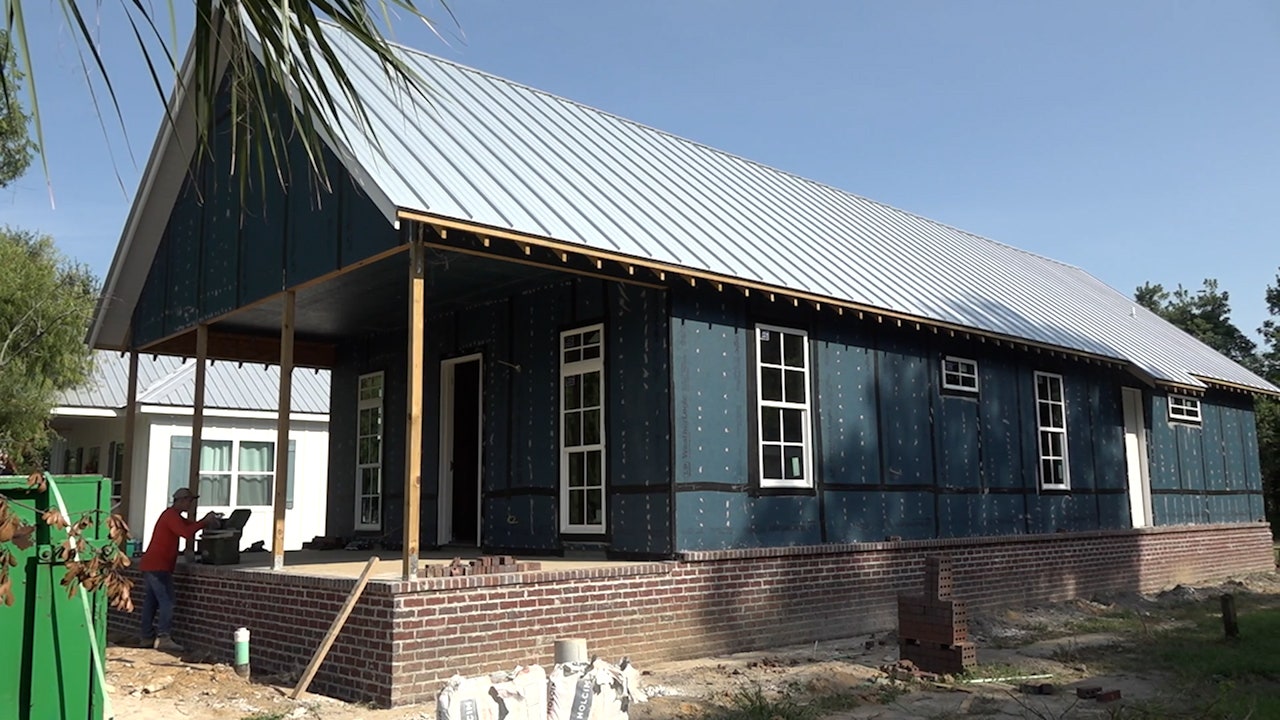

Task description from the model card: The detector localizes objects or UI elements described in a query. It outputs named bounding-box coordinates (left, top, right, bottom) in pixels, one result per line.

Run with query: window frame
left=355, top=371, right=385, bottom=531
left=1167, top=394, right=1203, bottom=425
left=940, top=355, right=980, bottom=394
left=753, top=323, right=815, bottom=490
left=1033, top=371, right=1070, bottom=491
left=559, top=324, right=606, bottom=534
left=166, top=436, right=289, bottom=508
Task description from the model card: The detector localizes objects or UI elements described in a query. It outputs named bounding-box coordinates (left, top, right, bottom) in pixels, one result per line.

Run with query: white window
left=941, top=356, right=979, bottom=393
left=1034, top=372, right=1069, bottom=490
left=356, top=372, right=385, bottom=530
left=755, top=324, right=814, bottom=488
left=1168, top=395, right=1202, bottom=424
left=560, top=325, right=605, bottom=533
left=167, top=437, right=292, bottom=507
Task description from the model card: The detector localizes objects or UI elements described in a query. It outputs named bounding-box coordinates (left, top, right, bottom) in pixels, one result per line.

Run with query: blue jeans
left=140, top=571, right=176, bottom=640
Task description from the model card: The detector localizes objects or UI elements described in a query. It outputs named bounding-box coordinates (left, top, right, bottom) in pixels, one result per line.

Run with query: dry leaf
left=11, top=524, right=34, bottom=551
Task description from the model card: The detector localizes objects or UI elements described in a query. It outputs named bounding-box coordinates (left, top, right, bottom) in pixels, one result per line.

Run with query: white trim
left=940, top=356, right=980, bottom=394
left=1034, top=371, right=1070, bottom=490
left=355, top=371, right=385, bottom=531
left=138, top=405, right=329, bottom=423
left=437, top=354, right=484, bottom=546
left=754, top=324, right=815, bottom=489
left=1167, top=394, right=1203, bottom=425
left=1121, top=387, right=1153, bottom=528
left=51, top=407, right=121, bottom=418
left=559, top=324, right=606, bottom=534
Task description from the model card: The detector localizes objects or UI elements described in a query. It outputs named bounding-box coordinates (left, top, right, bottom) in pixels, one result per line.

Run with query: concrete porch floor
left=180, top=547, right=650, bottom=580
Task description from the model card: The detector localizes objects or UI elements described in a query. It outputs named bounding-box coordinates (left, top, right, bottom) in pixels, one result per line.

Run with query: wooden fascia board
left=398, top=209, right=1130, bottom=371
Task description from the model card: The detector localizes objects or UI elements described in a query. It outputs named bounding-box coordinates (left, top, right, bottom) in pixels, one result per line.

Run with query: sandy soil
left=103, top=572, right=1280, bottom=720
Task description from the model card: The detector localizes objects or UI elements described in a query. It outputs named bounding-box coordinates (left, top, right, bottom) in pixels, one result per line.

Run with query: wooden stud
left=684, top=275, right=697, bottom=287
left=593, top=258, right=604, bottom=270
left=514, top=241, right=531, bottom=256
left=768, top=293, right=776, bottom=303
left=481, top=236, right=491, bottom=247
left=271, top=291, right=296, bottom=572
left=738, top=286, right=751, bottom=297
left=185, top=324, right=208, bottom=560
left=403, top=238, right=426, bottom=581
left=836, top=307, right=843, bottom=316
left=556, top=250, right=568, bottom=263
left=791, top=297, right=799, bottom=307
left=118, top=351, right=139, bottom=530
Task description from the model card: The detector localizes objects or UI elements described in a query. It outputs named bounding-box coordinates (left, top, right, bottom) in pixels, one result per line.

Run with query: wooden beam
left=118, top=351, right=139, bottom=530
left=272, top=291, right=296, bottom=572
left=144, top=329, right=336, bottom=369
left=403, top=239, right=426, bottom=581
left=185, top=324, right=208, bottom=560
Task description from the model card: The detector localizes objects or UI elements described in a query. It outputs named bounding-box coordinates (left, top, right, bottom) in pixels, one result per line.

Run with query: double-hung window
left=560, top=324, right=605, bottom=533
left=356, top=372, right=385, bottom=530
left=755, top=324, right=814, bottom=489
left=1034, top=372, right=1069, bottom=490
left=1168, top=395, right=1202, bottom=425
left=167, top=437, right=295, bottom=507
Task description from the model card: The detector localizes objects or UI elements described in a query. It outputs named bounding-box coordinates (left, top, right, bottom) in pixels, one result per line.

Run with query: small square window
left=941, top=356, right=979, bottom=393
left=1168, top=395, right=1202, bottom=424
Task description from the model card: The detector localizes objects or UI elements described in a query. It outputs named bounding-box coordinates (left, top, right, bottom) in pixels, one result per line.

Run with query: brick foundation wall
left=109, top=523, right=1275, bottom=707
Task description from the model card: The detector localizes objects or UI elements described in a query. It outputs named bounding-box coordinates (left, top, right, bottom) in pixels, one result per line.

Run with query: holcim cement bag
left=547, top=658, right=647, bottom=720
left=488, top=664, right=549, bottom=720
left=436, top=673, right=502, bottom=720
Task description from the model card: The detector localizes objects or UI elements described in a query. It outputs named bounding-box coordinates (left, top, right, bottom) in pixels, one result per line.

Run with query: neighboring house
left=51, top=350, right=331, bottom=551
left=87, top=22, right=1276, bottom=562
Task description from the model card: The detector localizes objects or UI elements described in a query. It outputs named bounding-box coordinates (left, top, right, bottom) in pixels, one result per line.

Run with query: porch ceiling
left=215, top=246, right=564, bottom=341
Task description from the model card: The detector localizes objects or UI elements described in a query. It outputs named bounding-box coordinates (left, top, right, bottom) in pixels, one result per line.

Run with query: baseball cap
left=172, top=488, right=199, bottom=500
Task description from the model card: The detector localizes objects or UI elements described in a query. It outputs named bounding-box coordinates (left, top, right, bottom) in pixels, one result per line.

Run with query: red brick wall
left=109, top=523, right=1275, bottom=707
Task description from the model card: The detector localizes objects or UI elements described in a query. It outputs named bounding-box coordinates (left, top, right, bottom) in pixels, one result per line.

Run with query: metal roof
left=88, top=23, right=1277, bottom=396
left=57, top=351, right=330, bottom=415
left=306, top=25, right=1274, bottom=395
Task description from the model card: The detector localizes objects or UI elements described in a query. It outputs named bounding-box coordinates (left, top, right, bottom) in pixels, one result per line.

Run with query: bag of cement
left=436, top=673, right=502, bottom=720
left=547, top=657, right=647, bottom=720
left=488, top=664, right=548, bottom=720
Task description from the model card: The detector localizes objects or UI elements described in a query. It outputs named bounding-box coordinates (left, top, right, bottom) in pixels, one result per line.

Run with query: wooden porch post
left=185, top=324, right=208, bottom=559
left=272, top=291, right=296, bottom=571
left=118, top=350, right=139, bottom=528
left=403, top=235, right=425, bottom=580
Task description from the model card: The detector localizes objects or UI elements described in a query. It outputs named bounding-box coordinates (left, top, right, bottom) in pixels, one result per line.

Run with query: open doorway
left=438, top=354, right=483, bottom=546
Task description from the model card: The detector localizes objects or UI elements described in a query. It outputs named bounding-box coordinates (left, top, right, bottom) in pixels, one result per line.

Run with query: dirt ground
left=104, top=572, right=1280, bottom=720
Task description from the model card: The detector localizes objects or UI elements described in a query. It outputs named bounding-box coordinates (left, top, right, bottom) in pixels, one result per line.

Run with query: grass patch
left=702, top=682, right=877, bottom=720
left=1069, top=593, right=1280, bottom=719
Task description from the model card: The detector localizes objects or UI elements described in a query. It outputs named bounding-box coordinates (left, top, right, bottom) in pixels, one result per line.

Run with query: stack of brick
left=423, top=555, right=543, bottom=578
left=897, top=555, right=976, bottom=674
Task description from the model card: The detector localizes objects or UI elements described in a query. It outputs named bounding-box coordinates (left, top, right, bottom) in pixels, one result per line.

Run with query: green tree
left=0, top=228, right=98, bottom=469
left=1135, top=280, right=1258, bottom=365
left=0, top=29, right=35, bottom=187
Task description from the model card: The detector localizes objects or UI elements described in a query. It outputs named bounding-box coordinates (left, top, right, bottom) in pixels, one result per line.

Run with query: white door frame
left=437, top=354, right=483, bottom=546
left=1121, top=387, right=1154, bottom=528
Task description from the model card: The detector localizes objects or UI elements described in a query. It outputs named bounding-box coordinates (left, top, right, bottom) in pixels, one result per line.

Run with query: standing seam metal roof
left=57, top=351, right=331, bottom=415
left=310, top=25, right=1273, bottom=394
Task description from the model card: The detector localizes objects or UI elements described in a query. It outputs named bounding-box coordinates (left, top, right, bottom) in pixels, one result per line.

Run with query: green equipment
left=0, top=474, right=113, bottom=720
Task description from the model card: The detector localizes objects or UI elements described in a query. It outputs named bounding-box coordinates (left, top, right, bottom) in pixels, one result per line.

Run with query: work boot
left=153, top=636, right=184, bottom=653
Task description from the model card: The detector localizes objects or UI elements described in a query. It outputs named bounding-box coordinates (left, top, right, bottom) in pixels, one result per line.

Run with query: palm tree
left=2, top=0, right=452, bottom=196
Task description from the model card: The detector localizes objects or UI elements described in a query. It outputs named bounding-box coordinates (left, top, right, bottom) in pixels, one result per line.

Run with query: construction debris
left=438, top=657, right=645, bottom=720
left=897, top=555, right=977, bottom=674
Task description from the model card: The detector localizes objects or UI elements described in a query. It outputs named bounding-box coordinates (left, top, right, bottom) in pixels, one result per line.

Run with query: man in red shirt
left=139, top=487, right=218, bottom=651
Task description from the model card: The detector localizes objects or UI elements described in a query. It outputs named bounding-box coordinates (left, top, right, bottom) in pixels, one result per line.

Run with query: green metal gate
left=0, top=474, right=110, bottom=720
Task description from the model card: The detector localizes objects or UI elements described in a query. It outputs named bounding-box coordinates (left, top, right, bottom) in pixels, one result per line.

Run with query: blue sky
left=3, top=1, right=1279, bottom=341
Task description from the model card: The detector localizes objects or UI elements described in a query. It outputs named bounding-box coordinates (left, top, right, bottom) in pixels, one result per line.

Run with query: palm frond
left=4, top=0, right=452, bottom=206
